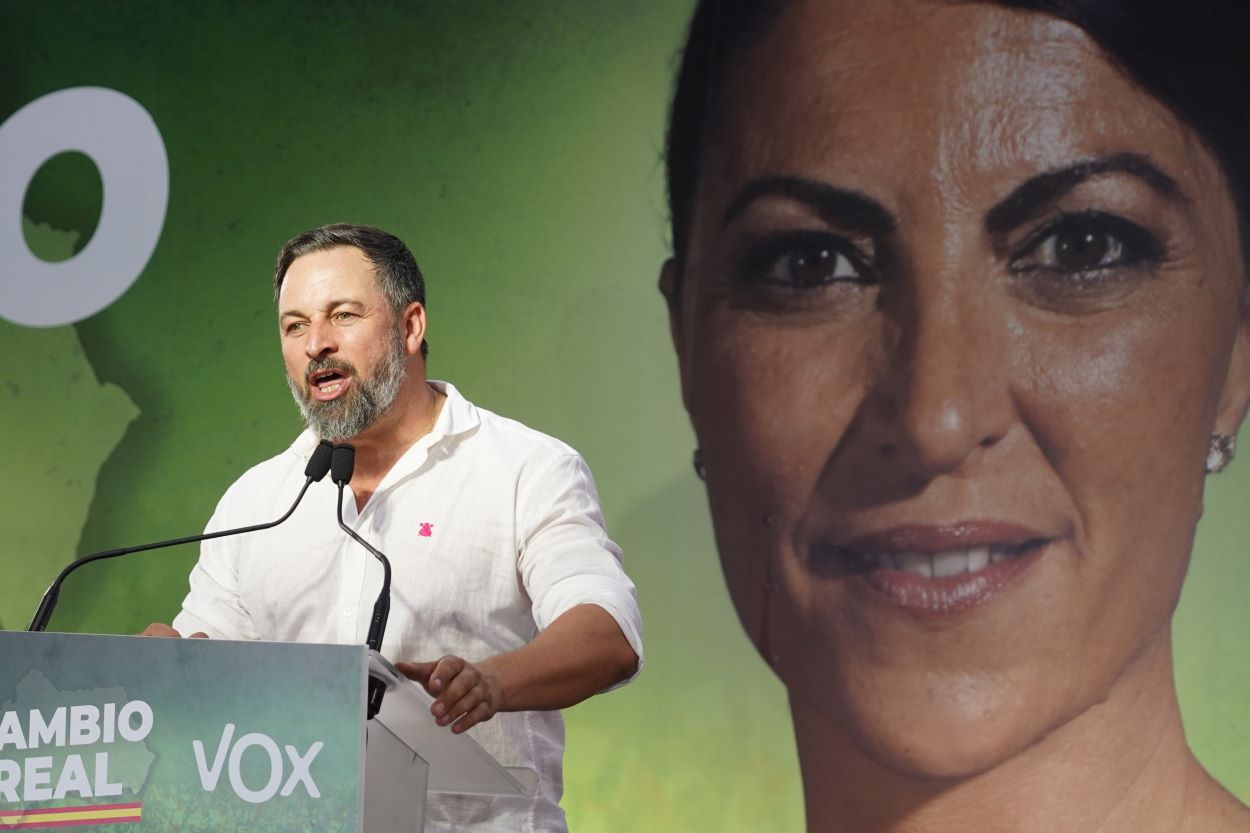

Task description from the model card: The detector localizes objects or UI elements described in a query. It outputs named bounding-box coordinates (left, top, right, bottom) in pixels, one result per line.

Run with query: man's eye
left=1010, top=212, right=1163, bottom=277
left=742, top=232, right=870, bottom=288
left=285, top=321, right=306, bottom=334
left=334, top=311, right=358, bottom=322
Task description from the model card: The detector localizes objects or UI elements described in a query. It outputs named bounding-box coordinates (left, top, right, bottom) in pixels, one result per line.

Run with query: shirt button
left=342, top=608, right=353, bottom=617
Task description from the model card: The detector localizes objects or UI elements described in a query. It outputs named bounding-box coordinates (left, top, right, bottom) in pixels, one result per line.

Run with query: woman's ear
left=1214, top=286, right=1250, bottom=436
left=659, top=257, right=682, bottom=340
left=659, top=258, right=694, bottom=415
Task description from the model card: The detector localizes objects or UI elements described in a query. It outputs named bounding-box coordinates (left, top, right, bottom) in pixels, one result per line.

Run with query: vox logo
left=192, top=724, right=322, bottom=805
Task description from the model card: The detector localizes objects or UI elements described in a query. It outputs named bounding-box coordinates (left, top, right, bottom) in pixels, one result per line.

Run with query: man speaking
left=146, top=223, right=643, bottom=832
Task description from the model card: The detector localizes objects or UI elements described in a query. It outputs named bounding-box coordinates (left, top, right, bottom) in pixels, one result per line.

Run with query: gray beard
left=286, top=328, right=408, bottom=442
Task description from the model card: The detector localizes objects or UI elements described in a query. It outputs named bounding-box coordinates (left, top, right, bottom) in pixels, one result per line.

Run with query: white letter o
left=0, top=87, right=169, bottom=327
left=117, top=700, right=154, bottom=743
left=228, top=733, right=284, bottom=805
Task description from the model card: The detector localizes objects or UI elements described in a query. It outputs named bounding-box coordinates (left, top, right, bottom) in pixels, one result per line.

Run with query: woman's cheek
left=1021, top=302, right=1219, bottom=495
left=695, top=311, right=869, bottom=473
left=1016, top=308, right=1217, bottom=634
left=690, top=310, right=870, bottom=648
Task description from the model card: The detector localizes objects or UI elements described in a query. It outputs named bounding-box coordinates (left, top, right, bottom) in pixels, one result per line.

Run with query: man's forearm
left=480, top=603, right=639, bottom=712
left=398, top=603, right=639, bottom=732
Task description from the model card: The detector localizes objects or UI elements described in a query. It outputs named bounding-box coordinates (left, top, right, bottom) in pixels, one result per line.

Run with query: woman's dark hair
left=665, top=0, right=1250, bottom=278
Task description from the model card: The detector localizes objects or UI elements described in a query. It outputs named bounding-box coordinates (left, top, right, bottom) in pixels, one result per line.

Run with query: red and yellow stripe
left=0, top=802, right=142, bottom=829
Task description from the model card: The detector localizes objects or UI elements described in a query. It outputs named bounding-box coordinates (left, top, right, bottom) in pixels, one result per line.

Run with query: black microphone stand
left=28, top=440, right=335, bottom=633
left=329, top=444, right=393, bottom=720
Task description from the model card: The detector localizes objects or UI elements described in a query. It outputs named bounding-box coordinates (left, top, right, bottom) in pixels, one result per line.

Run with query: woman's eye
left=1010, top=213, right=1163, bottom=278
left=742, top=232, right=870, bottom=288
left=1039, top=225, right=1122, bottom=272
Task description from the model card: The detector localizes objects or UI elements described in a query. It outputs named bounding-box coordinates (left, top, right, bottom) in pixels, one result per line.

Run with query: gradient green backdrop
left=2, top=2, right=1246, bottom=829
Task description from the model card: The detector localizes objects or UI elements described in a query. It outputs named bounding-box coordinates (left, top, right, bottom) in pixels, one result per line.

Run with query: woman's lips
left=809, top=522, right=1055, bottom=617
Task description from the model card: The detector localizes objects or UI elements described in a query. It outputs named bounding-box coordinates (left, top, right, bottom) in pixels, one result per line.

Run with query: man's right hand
left=140, top=623, right=207, bottom=638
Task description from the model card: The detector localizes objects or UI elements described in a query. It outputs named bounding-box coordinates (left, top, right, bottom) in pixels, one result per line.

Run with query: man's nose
left=304, top=318, right=337, bottom=359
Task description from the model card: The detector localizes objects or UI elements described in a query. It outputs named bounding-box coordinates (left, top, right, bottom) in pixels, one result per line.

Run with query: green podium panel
left=0, top=632, right=366, bottom=832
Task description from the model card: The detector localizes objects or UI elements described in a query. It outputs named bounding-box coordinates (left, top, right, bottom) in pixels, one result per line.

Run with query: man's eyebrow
left=278, top=299, right=364, bottom=321
left=985, top=152, right=1189, bottom=235
left=721, top=175, right=897, bottom=236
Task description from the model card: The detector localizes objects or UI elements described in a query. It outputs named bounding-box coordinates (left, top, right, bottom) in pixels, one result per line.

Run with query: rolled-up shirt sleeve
left=516, top=453, right=643, bottom=685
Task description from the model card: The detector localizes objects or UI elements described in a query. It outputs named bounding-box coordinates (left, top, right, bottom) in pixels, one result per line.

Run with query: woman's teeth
left=858, top=545, right=1027, bottom=577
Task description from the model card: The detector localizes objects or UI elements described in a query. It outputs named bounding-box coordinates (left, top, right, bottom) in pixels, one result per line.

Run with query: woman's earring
left=693, top=448, right=707, bottom=481
left=1206, top=434, right=1236, bottom=474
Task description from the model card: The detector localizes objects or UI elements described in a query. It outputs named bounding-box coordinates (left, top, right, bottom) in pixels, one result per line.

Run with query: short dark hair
left=665, top=0, right=1250, bottom=280
left=274, top=223, right=429, bottom=358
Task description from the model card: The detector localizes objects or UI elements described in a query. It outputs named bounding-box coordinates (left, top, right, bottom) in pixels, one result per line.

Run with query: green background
left=1, top=2, right=1245, bottom=829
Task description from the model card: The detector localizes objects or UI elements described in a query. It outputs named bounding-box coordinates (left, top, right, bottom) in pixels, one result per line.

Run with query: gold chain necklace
left=425, top=386, right=444, bottom=436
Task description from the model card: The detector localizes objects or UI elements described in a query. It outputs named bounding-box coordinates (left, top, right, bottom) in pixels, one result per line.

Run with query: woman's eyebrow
left=984, top=152, right=1189, bottom=235
left=721, top=175, right=897, bottom=236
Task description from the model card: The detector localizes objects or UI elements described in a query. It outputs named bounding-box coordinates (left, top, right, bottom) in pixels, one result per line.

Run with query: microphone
left=329, top=443, right=393, bottom=719
left=28, top=440, right=336, bottom=633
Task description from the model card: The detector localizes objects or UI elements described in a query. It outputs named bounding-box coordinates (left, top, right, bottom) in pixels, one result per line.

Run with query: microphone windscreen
left=330, top=444, right=356, bottom=485
left=305, top=440, right=334, bottom=482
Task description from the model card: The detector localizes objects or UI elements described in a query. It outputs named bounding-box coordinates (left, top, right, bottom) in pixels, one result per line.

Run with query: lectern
left=0, top=632, right=534, bottom=832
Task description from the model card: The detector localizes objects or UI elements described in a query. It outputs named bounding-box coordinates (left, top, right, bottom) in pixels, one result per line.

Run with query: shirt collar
left=428, top=380, right=479, bottom=443
left=288, top=378, right=480, bottom=461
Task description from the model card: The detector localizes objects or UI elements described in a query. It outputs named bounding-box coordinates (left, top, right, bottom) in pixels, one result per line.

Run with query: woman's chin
left=788, top=672, right=1074, bottom=783
left=849, top=722, right=1032, bottom=783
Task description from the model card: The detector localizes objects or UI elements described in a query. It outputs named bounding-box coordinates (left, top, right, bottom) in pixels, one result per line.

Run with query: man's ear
left=1214, top=287, right=1250, bottom=437
left=400, top=301, right=427, bottom=358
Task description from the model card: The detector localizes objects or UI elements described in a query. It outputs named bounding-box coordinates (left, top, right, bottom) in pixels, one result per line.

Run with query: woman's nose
left=866, top=289, right=1014, bottom=479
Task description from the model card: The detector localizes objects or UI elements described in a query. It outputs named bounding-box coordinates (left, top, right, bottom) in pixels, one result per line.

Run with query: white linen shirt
left=173, top=381, right=643, bottom=833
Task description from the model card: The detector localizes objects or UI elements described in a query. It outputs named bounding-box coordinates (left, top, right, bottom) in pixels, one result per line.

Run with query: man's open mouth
left=308, top=368, right=352, bottom=399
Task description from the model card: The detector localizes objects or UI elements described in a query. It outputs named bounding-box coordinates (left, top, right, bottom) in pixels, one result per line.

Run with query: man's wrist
left=477, top=657, right=511, bottom=713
